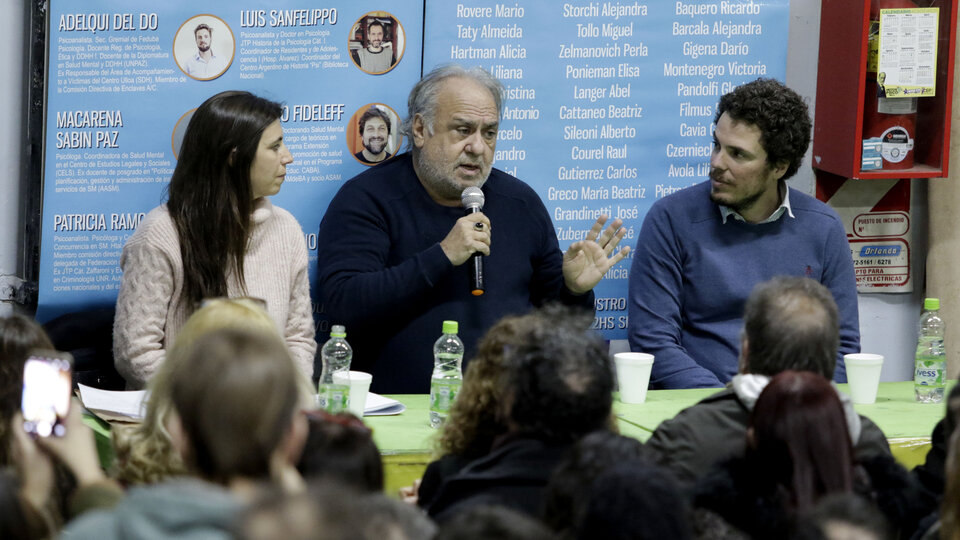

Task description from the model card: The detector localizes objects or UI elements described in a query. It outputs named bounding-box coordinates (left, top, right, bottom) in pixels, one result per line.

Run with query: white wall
left=0, top=0, right=25, bottom=317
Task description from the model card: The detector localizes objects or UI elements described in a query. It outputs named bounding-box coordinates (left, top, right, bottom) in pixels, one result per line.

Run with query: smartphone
left=21, top=350, right=73, bottom=437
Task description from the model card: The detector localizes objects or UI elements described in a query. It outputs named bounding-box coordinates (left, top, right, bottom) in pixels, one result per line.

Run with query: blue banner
left=40, top=0, right=789, bottom=341
left=40, top=1, right=424, bottom=325
left=423, top=0, right=790, bottom=337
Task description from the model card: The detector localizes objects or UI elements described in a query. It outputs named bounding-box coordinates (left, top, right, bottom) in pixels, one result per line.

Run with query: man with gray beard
left=316, top=65, right=629, bottom=394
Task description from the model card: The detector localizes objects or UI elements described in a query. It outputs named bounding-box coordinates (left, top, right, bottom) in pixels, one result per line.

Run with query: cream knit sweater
left=113, top=198, right=316, bottom=388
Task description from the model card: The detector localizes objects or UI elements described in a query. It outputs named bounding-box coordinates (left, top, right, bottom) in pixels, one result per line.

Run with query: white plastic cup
left=844, top=353, right=884, bottom=404
left=332, top=371, right=373, bottom=417
left=614, top=352, right=655, bottom=404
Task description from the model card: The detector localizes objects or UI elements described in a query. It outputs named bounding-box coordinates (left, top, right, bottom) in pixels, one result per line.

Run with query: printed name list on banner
left=40, top=1, right=423, bottom=322
left=424, top=0, right=790, bottom=339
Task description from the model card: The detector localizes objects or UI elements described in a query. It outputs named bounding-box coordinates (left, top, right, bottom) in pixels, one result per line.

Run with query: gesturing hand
left=562, top=215, right=631, bottom=295
left=439, top=213, right=492, bottom=266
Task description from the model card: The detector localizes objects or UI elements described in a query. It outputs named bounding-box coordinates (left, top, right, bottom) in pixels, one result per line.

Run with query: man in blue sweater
left=628, top=78, right=859, bottom=389
left=317, top=65, right=629, bottom=393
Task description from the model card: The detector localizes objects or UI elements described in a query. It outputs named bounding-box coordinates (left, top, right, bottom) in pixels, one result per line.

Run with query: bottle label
left=914, top=357, right=945, bottom=386
left=318, top=383, right=351, bottom=413
left=430, top=378, right=462, bottom=414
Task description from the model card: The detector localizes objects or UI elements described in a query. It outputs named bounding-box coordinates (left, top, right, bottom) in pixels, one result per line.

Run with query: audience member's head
left=944, top=383, right=960, bottom=450
left=543, top=429, right=645, bottom=535
left=239, top=483, right=436, bottom=540
left=0, top=316, right=54, bottom=465
left=940, top=386, right=960, bottom=540
left=296, top=410, right=383, bottom=492
left=748, top=370, right=854, bottom=512
left=741, top=276, right=839, bottom=378
left=435, top=505, right=556, bottom=540
left=578, top=461, right=692, bottom=540
left=113, top=298, right=292, bottom=485
left=438, top=312, right=539, bottom=460
left=791, top=493, right=892, bottom=540
left=501, top=305, right=613, bottom=442
left=165, top=328, right=304, bottom=485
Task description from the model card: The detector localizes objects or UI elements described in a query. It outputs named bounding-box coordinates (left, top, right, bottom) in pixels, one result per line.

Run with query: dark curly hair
left=543, top=430, right=646, bottom=535
left=715, top=78, right=811, bottom=181
left=502, top=305, right=613, bottom=443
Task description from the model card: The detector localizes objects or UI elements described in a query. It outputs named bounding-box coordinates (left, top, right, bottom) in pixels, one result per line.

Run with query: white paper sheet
left=78, top=384, right=147, bottom=420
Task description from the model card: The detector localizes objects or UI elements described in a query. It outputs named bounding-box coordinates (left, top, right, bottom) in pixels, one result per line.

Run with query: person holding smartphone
left=113, top=91, right=316, bottom=388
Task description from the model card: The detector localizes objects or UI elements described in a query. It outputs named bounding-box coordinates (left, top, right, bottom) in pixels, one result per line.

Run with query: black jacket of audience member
left=418, top=454, right=472, bottom=511
left=424, top=433, right=570, bottom=523
left=694, top=453, right=929, bottom=539
left=647, top=387, right=893, bottom=491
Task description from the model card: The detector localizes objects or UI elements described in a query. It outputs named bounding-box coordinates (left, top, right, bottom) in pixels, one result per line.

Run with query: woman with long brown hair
left=113, top=91, right=315, bottom=388
left=694, top=370, right=920, bottom=538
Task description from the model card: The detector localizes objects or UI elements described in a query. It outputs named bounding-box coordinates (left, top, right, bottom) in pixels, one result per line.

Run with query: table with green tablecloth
left=83, top=381, right=948, bottom=495
left=366, top=381, right=948, bottom=494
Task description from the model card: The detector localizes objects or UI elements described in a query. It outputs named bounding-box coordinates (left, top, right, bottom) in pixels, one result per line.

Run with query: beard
left=415, top=147, right=490, bottom=201
left=198, top=42, right=210, bottom=52
left=708, top=167, right=771, bottom=215
left=364, top=136, right=386, bottom=155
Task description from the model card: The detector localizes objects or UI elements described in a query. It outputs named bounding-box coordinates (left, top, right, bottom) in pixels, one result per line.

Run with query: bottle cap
left=442, top=320, right=459, bottom=334
left=924, top=298, right=941, bottom=311
left=330, top=324, right=346, bottom=338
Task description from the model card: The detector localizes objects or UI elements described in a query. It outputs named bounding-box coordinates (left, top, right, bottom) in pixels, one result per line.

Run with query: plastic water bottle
left=319, top=325, right=352, bottom=413
left=429, top=320, right=463, bottom=428
left=915, top=298, right=946, bottom=403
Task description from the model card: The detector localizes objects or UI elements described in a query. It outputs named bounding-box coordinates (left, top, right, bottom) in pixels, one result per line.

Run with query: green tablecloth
left=372, top=381, right=946, bottom=449
left=84, top=381, right=947, bottom=495
left=367, top=381, right=947, bottom=493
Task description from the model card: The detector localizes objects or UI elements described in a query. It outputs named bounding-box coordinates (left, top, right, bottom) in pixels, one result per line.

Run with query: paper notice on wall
left=877, top=7, right=939, bottom=98
left=817, top=178, right=913, bottom=293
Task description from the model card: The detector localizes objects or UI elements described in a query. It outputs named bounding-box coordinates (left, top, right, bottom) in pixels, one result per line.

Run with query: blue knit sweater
left=628, top=181, right=859, bottom=389
left=316, top=153, right=593, bottom=394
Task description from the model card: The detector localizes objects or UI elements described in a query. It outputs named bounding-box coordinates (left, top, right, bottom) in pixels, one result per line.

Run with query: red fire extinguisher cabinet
left=813, top=0, right=958, bottom=179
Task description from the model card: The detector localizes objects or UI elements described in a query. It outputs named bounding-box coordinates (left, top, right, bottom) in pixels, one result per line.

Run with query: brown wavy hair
left=437, top=305, right=615, bottom=458
left=435, top=313, right=529, bottom=459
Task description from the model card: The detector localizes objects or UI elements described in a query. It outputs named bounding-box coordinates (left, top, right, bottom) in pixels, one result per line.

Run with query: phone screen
left=21, top=351, right=72, bottom=437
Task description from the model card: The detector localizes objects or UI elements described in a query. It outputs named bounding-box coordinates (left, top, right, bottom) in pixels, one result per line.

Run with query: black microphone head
left=461, top=186, right=485, bottom=210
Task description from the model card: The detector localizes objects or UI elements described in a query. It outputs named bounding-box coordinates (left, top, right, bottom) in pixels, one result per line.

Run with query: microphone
left=461, top=187, right=485, bottom=296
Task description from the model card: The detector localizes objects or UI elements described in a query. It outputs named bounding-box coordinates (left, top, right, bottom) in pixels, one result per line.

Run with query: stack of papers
left=78, top=384, right=147, bottom=422
left=364, top=392, right=405, bottom=416
left=78, top=384, right=406, bottom=422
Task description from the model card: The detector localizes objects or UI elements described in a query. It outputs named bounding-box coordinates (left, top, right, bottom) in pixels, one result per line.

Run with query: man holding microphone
left=316, top=65, right=629, bottom=393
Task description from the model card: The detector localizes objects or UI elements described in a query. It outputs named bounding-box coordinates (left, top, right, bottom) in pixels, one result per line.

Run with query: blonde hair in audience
left=112, top=298, right=311, bottom=484
left=168, top=327, right=301, bottom=483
